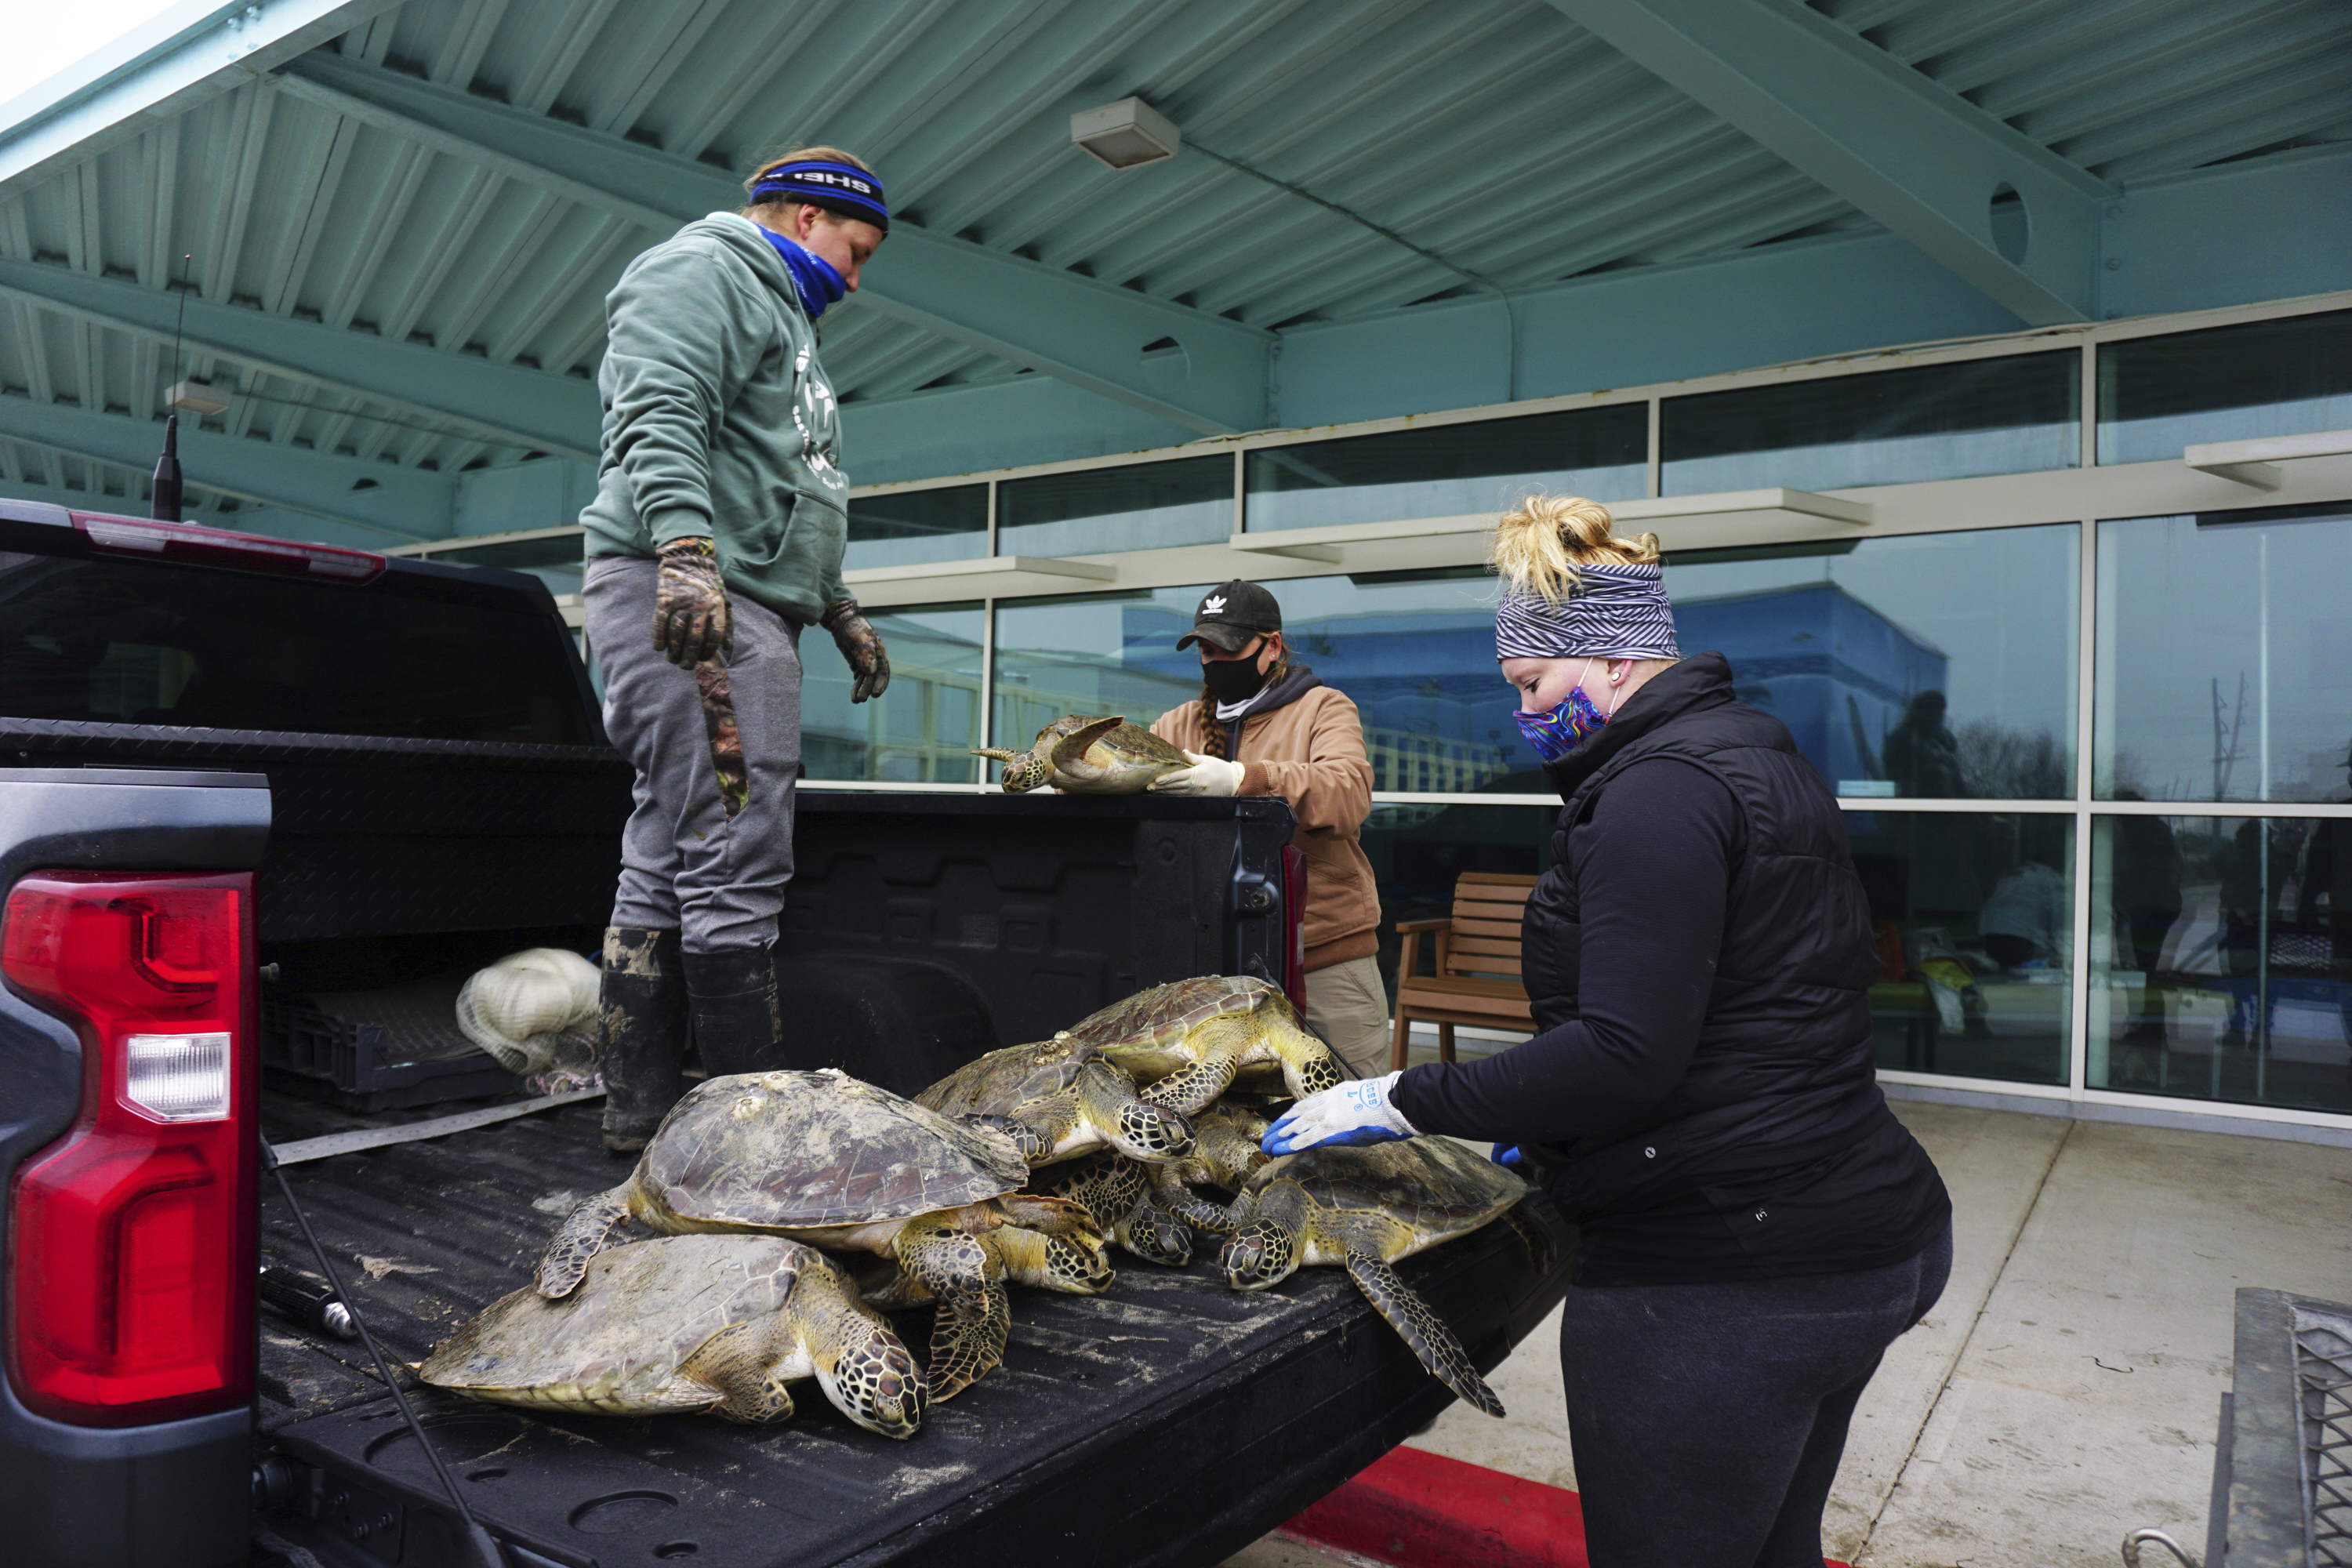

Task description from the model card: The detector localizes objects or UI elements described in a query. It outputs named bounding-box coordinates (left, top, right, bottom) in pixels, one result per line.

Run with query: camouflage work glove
left=652, top=536, right=729, bottom=667
left=822, top=600, right=891, bottom=703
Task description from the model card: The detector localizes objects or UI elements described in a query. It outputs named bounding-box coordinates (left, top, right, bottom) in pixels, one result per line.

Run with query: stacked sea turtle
left=418, top=974, right=1552, bottom=1437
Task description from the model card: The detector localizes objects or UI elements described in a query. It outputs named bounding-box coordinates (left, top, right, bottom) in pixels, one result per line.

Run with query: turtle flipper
left=895, top=1218, right=994, bottom=1323
left=1047, top=715, right=1127, bottom=774
left=1004, top=1089, right=1087, bottom=1163
left=1139, top=1058, right=1237, bottom=1116
left=963, top=1112, right=1049, bottom=1161
left=989, top=1192, right=1104, bottom=1241
left=681, top=1318, right=801, bottom=1424
left=1343, top=1248, right=1504, bottom=1418
left=533, top=1182, right=636, bottom=1298
left=926, top=1279, right=1011, bottom=1400
left=1501, top=1200, right=1559, bottom=1276
left=969, top=747, right=1019, bottom=762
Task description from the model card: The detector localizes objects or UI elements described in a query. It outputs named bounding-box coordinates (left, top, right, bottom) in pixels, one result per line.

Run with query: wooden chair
left=1388, top=872, right=1539, bottom=1070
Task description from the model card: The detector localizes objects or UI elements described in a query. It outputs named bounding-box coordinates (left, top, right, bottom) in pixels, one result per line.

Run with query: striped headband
left=750, top=161, right=889, bottom=232
left=1495, top=562, right=1682, bottom=662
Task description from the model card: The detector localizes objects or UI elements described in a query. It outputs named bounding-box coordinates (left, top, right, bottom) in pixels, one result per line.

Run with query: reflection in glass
left=2095, top=504, right=2352, bottom=802
left=996, top=457, right=1230, bottom=557
left=803, top=602, right=983, bottom=783
left=2096, top=310, right=2352, bottom=465
left=430, top=531, right=586, bottom=598
left=2090, top=815, right=2351, bottom=1115
left=989, top=588, right=1207, bottom=785
left=1245, top=405, right=1646, bottom=532
left=1661, top=353, right=2078, bottom=494
left=1842, top=810, right=2073, bottom=1085
left=846, top=485, right=986, bottom=571
left=1664, top=527, right=2078, bottom=798
left=1360, top=802, right=1554, bottom=1014
left=1256, top=569, right=1530, bottom=794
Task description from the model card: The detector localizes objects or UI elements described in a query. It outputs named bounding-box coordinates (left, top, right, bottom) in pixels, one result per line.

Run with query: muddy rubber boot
left=597, top=926, right=687, bottom=1155
left=684, top=946, right=782, bottom=1080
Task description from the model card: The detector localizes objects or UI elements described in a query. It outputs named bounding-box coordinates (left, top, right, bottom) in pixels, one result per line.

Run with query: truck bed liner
left=256, top=1096, right=1574, bottom=1568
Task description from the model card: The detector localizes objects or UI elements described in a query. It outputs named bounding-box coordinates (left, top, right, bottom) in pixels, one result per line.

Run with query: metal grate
left=2296, top=1305, right=2352, bottom=1566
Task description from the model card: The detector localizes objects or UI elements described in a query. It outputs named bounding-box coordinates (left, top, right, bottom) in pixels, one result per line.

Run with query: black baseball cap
left=1177, top=579, right=1283, bottom=652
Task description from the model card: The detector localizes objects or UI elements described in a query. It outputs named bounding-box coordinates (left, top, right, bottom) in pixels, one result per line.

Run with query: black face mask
left=1201, top=653, right=1272, bottom=705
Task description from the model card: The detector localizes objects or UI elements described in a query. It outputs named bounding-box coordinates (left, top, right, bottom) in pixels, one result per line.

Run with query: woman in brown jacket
left=1146, top=580, right=1389, bottom=1076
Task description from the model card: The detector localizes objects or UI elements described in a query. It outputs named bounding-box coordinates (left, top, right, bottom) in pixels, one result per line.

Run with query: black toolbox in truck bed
left=253, top=1094, right=1574, bottom=1568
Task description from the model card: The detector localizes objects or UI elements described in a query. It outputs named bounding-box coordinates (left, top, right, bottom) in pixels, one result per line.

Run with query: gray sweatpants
left=584, top=555, right=801, bottom=954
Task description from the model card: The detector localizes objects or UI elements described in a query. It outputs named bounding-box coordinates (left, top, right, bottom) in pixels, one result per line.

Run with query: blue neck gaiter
left=757, top=228, right=846, bottom=319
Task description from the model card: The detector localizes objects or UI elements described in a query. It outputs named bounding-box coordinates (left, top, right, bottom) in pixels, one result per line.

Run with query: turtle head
left=1119, top=1209, right=1194, bottom=1268
left=821, top=1323, right=927, bottom=1440
left=1112, top=1101, right=1197, bottom=1163
left=995, top=750, right=1055, bottom=793
left=1220, top=1218, right=1299, bottom=1290
left=1043, top=1232, right=1116, bottom=1294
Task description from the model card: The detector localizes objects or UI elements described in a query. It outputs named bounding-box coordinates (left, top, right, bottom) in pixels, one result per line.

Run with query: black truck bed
left=255, top=1093, right=1574, bottom=1568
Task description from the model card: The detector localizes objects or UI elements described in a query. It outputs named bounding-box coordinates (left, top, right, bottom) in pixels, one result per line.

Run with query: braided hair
left=1195, top=639, right=1290, bottom=760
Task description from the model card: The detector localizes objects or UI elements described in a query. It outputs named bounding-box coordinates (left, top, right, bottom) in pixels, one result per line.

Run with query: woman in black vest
left=1266, top=495, right=1952, bottom=1568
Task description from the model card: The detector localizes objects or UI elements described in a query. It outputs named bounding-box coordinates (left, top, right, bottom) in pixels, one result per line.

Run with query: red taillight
left=2, top=872, right=256, bottom=1426
left=72, top=510, right=385, bottom=583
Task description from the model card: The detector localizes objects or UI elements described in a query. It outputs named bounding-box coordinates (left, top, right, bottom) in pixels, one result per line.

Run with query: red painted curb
left=1280, top=1445, right=1851, bottom=1568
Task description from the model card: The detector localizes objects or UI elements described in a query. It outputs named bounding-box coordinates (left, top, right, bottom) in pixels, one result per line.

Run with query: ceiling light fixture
left=1071, top=98, right=1181, bottom=170
left=166, top=379, right=231, bottom=416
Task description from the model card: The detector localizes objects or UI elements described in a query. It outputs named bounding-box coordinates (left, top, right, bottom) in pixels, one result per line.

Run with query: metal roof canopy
left=0, top=0, right=2345, bottom=544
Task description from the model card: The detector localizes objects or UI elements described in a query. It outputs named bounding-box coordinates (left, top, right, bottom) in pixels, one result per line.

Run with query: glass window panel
left=803, top=602, right=983, bottom=783
left=1661, top=353, right=2078, bottom=494
left=1663, top=526, right=2078, bottom=798
left=2096, top=309, right=2352, bottom=466
left=429, top=531, right=584, bottom=598
left=1361, top=802, right=1554, bottom=1054
left=1250, top=568, right=1535, bottom=795
left=996, top=456, right=1230, bottom=557
left=1245, top=405, right=1646, bottom=533
left=2089, top=814, right=2351, bottom=1116
left=1843, top=808, right=2074, bottom=1086
left=989, top=587, right=1209, bottom=782
left=2095, top=503, right=2352, bottom=803
left=846, top=485, right=986, bottom=571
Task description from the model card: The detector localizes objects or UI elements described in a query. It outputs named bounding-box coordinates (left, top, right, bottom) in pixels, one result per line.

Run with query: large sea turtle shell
left=423, top=1233, right=819, bottom=1408
left=916, top=1035, right=1104, bottom=1118
left=1062, top=975, right=1287, bottom=1076
left=1247, top=1136, right=1526, bottom=1245
left=641, top=1069, right=1031, bottom=1231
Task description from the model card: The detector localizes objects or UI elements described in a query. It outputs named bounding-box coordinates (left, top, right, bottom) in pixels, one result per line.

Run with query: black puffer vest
left=1526, top=652, right=1886, bottom=1216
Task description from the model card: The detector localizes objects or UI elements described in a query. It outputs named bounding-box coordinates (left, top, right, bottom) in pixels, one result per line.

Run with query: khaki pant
left=1304, top=954, right=1392, bottom=1080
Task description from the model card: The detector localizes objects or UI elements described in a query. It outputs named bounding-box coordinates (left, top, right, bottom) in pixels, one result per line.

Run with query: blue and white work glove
left=1490, top=1144, right=1526, bottom=1172
left=1262, top=1072, right=1417, bottom=1156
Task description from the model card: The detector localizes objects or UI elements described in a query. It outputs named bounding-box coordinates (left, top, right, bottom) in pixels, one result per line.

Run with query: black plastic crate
left=261, top=974, right=520, bottom=1112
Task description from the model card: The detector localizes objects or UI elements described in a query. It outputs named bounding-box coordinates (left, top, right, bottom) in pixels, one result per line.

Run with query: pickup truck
left=0, top=498, right=1574, bottom=1568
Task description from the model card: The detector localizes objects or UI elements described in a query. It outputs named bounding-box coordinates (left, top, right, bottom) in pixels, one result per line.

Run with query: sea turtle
left=419, top=1233, right=924, bottom=1437
left=533, top=1069, right=1102, bottom=1399
left=1065, top=976, right=1343, bottom=1116
left=973, top=714, right=1190, bottom=794
left=1042, top=1153, right=1195, bottom=1266
left=863, top=1223, right=1117, bottom=1394
left=1218, top=1137, right=1547, bottom=1418
left=916, top=1036, right=1197, bottom=1167
left=1144, top=1102, right=1275, bottom=1235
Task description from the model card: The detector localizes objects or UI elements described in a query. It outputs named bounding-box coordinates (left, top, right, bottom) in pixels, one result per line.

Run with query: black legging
left=1559, top=1221, right=1954, bottom=1568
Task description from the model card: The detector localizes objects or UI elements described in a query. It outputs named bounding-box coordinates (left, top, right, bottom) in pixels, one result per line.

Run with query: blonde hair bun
left=1489, top=494, right=1662, bottom=608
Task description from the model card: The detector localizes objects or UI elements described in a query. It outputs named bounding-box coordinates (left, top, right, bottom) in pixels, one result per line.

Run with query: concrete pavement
left=1229, top=1100, right=2352, bottom=1566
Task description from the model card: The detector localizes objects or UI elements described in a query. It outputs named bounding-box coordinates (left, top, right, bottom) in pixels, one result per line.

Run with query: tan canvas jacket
left=1151, top=677, right=1381, bottom=969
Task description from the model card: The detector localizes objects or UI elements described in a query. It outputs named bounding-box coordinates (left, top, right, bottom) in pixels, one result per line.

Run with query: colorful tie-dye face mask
left=1513, top=661, right=1610, bottom=761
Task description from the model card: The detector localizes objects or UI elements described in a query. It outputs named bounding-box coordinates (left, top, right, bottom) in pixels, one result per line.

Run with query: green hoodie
left=579, top=212, right=850, bottom=625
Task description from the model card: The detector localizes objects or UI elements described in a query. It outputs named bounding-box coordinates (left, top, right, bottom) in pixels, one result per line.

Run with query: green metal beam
left=0, top=257, right=601, bottom=461
left=0, top=394, right=445, bottom=539
left=272, top=52, right=1275, bottom=435
left=1547, top=0, right=2111, bottom=325
left=0, top=0, right=401, bottom=198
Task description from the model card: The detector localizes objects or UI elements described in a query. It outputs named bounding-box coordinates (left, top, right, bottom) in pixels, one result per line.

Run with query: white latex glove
left=1262, top=1072, right=1417, bottom=1155
left=1148, top=750, right=1245, bottom=797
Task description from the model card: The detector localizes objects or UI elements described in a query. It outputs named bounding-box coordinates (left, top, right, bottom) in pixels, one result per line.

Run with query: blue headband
left=749, top=161, right=888, bottom=233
